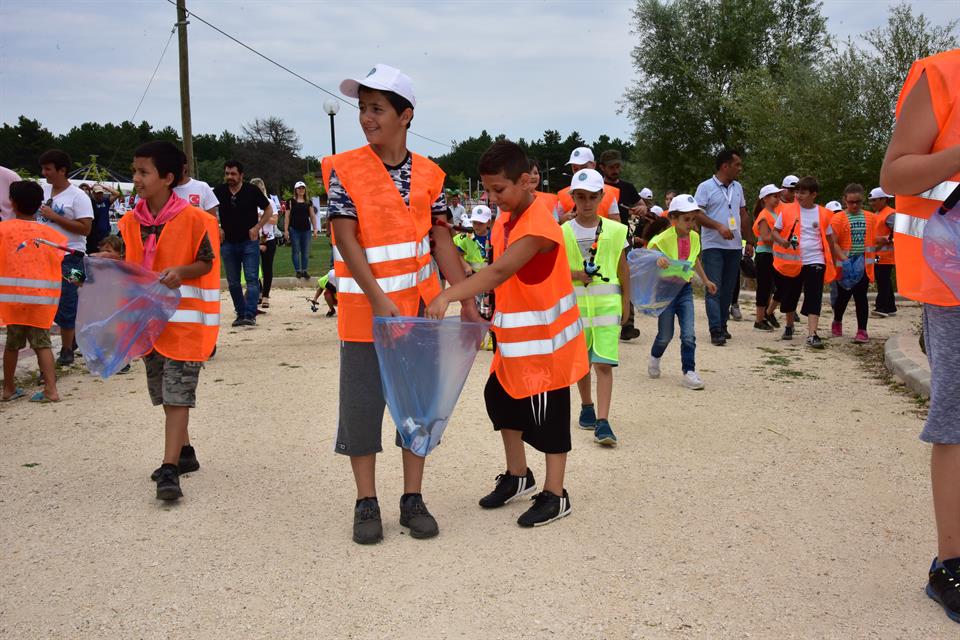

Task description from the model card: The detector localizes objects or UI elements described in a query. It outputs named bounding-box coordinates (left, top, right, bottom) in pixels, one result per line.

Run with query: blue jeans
left=651, top=283, right=696, bottom=373
left=290, top=228, right=311, bottom=273
left=222, top=240, right=260, bottom=319
left=54, top=252, right=84, bottom=330
left=701, top=248, right=741, bottom=334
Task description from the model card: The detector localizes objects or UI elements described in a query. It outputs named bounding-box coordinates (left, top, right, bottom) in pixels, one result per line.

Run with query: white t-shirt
left=450, top=204, right=467, bottom=227
left=568, top=219, right=630, bottom=260
left=40, top=184, right=94, bottom=252
left=173, top=178, right=219, bottom=213
left=775, top=206, right=832, bottom=266
left=0, top=166, right=20, bottom=221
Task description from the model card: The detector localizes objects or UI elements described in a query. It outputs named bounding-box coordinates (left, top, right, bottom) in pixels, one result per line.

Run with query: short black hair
left=134, top=141, right=183, bottom=186
left=478, top=140, right=529, bottom=182
left=9, top=180, right=44, bottom=215
left=843, top=182, right=864, bottom=197
left=598, top=149, right=622, bottom=166
left=38, top=149, right=71, bottom=172
left=714, top=148, right=741, bottom=170
left=224, top=159, right=244, bottom=174
left=358, top=86, right=414, bottom=130
left=796, top=175, right=820, bottom=194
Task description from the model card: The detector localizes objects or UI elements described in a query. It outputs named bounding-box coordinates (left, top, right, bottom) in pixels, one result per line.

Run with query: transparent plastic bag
left=627, top=249, right=692, bottom=317
left=837, top=255, right=865, bottom=290
left=922, top=204, right=960, bottom=300
left=373, top=317, right=489, bottom=457
left=76, top=257, right=181, bottom=379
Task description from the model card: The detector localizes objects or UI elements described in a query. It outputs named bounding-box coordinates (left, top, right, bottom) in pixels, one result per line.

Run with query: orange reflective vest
left=322, top=145, right=444, bottom=342
left=872, top=205, right=896, bottom=265
left=752, top=208, right=777, bottom=250
left=0, top=219, right=66, bottom=329
left=772, top=202, right=837, bottom=283
left=893, top=50, right=960, bottom=305
left=557, top=185, right=620, bottom=220
left=489, top=197, right=588, bottom=399
left=830, top=210, right=877, bottom=282
left=119, top=206, right=221, bottom=361
left=535, top=191, right=558, bottom=214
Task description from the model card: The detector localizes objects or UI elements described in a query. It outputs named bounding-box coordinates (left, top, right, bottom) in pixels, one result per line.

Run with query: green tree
left=0, top=116, right=57, bottom=172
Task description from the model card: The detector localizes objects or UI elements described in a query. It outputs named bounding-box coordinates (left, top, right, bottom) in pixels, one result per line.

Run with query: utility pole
left=176, top=0, right=194, bottom=177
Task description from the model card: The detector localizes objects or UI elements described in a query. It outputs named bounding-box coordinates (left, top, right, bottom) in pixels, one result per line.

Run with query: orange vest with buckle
left=323, top=146, right=444, bottom=342
left=752, top=208, right=777, bottom=250
left=830, top=210, right=877, bottom=282
left=119, top=206, right=221, bottom=361
left=0, top=220, right=67, bottom=329
left=557, top=185, right=620, bottom=220
left=489, top=197, right=588, bottom=399
left=772, top=202, right=837, bottom=283
left=872, top=205, right=896, bottom=265
left=893, top=50, right=960, bottom=305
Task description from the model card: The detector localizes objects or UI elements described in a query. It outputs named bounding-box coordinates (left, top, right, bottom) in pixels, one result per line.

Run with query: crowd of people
left=1, top=53, right=958, bottom=625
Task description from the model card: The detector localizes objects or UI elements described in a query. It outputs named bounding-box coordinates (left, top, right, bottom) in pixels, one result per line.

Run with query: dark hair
left=98, top=235, right=123, bottom=254
left=796, top=175, right=820, bottom=194
left=598, top=150, right=622, bottom=166
left=358, top=86, right=414, bottom=130
left=38, top=149, right=71, bottom=172
left=843, top=182, right=864, bottom=197
left=224, top=159, right=244, bottom=174
left=178, top=149, right=188, bottom=166
left=134, top=141, right=183, bottom=186
left=640, top=216, right=671, bottom=244
left=478, top=140, right=529, bottom=182
left=9, top=180, right=44, bottom=215
left=714, top=148, right=741, bottom=170
left=665, top=189, right=678, bottom=198
left=528, top=157, right=541, bottom=171
left=752, top=198, right=767, bottom=217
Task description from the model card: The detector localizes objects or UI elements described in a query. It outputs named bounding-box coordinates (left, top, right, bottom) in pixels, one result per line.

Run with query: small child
left=645, top=194, right=717, bottom=390
left=751, top=184, right=783, bottom=331
left=310, top=268, right=338, bottom=316
left=830, top=183, right=877, bottom=343
left=1, top=180, right=65, bottom=403
left=98, top=235, right=123, bottom=255
left=561, top=169, right=631, bottom=446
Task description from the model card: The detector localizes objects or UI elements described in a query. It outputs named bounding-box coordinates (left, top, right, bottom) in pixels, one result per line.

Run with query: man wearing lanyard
left=693, top=149, right=752, bottom=346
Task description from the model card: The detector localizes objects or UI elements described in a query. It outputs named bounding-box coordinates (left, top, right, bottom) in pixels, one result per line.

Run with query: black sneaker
left=710, top=333, right=727, bottom=346
left=353, top=498, right=383, bottom=545
left=155, top=465, right=182, bottom=501
left=782, top=325, right=795, bottom=341
left=238, top=317, right=256, bottom=327
left=766, top=313, right=781, bottom=328
left=399, top=494, right=439, bottom=539
left=151, top=445, right=200, bottom=481
left=926, top=559, right=960, bottom=623
left=479, top=469, right=537, bottom=508
left=806, top=334, right=824, bottom=349
left=231, top=317, right=243, bottom=327
left=754, top=320, right=774, bottom=331
left=56, top=350, right=75, bottom=366
left=722, top=329, right=732, bottom=340
left=517, top=489, right=572, bottom=527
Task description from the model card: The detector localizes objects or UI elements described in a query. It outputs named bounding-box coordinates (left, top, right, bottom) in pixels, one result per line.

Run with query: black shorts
left=484, top=372, right=571, bottom=454
left=777, top=264, right=825, bottom=317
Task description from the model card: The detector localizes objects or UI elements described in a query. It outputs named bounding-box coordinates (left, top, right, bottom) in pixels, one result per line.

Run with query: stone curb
left=884, top=333, right=931, bottom=399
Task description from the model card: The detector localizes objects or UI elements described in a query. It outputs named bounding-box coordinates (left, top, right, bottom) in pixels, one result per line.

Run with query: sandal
left=29, top=391, right=59, bottom=403
left=262, top=299, right=270, bottom=308
left=2, top=387, right=25, bottom=402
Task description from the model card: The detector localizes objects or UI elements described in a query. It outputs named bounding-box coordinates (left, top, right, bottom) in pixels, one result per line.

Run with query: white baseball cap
left=650, top=205, right=664, bottom=216
left=639, top=187, right=654, bottom=200
left=758, top=184, right=780, bottom=200
left=294, top=181, right=306, bottom=189
left=470, top=205, right=492, bottom=223
left=825, top=200, right=843, bottom=212
left=340, top=63, right=416, bottom=108
left=461, top=218, right=473, bottom=229
left=668, top=193, right=701, bottom=214
left=570, top=169, right=604, bottom=192
left=869, top=187, right=892, bottom=199
left=567, top=147, right=594, bottom=165
left=781, top=175, right=799, bottom=189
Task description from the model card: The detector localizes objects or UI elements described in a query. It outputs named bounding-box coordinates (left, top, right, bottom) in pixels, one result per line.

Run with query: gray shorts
left=921, top=303, right=960, bottom=444
left=336, top=341, right=401, bottom=456
left=144, top=352, right=203, bottom=408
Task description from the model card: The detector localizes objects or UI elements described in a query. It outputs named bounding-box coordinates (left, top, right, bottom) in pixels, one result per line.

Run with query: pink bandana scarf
left=132, top=193, right=189, bottom=270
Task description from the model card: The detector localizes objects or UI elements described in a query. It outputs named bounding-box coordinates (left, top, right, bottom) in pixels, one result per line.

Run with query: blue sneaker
left=593, top=419, right=617, bottom=446
left=578, top=404, right=597, bottom=430
left=926, top=558, right=960, bottom=623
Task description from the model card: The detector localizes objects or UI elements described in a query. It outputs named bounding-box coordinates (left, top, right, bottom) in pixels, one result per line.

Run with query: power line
left=162, top=0, right=452, bottom=150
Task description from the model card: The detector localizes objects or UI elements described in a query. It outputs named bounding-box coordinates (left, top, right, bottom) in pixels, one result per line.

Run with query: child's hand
left=158, top=267, right=183, bottom=289
left=572, top=270, right=592, bottom=285
left=460, top=298, right=482, bottom=323
left=656, top=257, right=670, bottom=269
left=705, top=280, right=718, bottom=295
left=372, top=294, right=401, bottom=318
left=425, top=292, right=449, bottom=319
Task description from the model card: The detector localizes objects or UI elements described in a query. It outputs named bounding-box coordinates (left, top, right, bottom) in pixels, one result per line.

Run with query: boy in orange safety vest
left=1, top=180, right=64, bottom=403
left=867, top=187, right=897, bottom=316
left=427, top=140, right=589, bottom=528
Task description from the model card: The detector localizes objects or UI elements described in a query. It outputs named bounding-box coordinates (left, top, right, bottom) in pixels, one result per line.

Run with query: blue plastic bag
left=627, top=249, right=692, bottom=317
left=76, top=257, right=181, bottom=379
left=922, top=203, right=960, bottom=300
left=373, top=317, right=489, bottom=457
left=837, top=255, right=865, bottom=290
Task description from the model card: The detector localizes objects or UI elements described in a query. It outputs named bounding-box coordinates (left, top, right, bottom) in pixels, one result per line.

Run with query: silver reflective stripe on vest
left=497, top=317, right=583, bottom=358
left=581, top=314, right=621, bottom=328
left=0, top=293, right=60, bottom=305
left=337, top=261, right=435, bottom=295
left=179, top=286, right=220, bottom=302
left=573, top=284, right=621, bottom=297
left=169, top=309, right=221, bottom=326
left=920, top=180, right=960, bottom=202
left=332, top=236, right=431, bottom=265
left=0, top=276, right=61, bottom=289
left=894, top=213, right=926, bottom=239
left=773, top=250, right=802, bottom=261
left=492, top=292, right=577, bottom=329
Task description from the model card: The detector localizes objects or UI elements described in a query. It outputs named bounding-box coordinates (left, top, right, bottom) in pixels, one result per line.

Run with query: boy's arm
left=430, top=222, right=480, bottom=321
left=617, top=250, right=631, bottom=324
left=159, top=258, right=213, bottom=288
left=425, top=235, right=554, bottom=319
left=331, top=218, right=399, bottom=317
left=827, top=231, right=846, bottom=263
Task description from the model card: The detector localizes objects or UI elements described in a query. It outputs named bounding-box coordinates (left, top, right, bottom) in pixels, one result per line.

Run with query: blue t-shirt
left=91, top=198, right=112, bottom=236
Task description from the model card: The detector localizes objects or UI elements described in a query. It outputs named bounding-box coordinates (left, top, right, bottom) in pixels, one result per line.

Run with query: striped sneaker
left=517, top=489, right=572, bottom=527
left=478, top=468, right=537, bottom=509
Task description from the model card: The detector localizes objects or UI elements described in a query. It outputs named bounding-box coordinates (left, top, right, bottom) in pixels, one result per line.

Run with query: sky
left=0, top=0, right=955, bottom=164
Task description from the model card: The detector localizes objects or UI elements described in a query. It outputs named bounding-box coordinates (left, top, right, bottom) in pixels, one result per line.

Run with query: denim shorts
left=921, top=303, right=960, bottom=444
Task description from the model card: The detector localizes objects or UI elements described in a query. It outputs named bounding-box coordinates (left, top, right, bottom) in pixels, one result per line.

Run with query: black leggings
left=755, top=252, right=778, bottom=308
left=874, top=264, right=897, bottom=313
left=833, top=273, right=869, bottom=331
left=260, top=238, right=277, bottom=298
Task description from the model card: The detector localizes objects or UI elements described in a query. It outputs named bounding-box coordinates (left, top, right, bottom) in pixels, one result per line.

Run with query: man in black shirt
left=213, top=160, right=274, bottom=326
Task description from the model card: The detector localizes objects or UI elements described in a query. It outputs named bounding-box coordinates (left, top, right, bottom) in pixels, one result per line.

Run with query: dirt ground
left=0, top=288, right=953, bottom=639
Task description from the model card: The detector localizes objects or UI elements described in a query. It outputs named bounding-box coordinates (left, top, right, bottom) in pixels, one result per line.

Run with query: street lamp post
left=322, top=98, right=340, bottom=156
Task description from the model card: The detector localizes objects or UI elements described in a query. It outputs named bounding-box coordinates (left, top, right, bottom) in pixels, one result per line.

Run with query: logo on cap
left=686, top=196, right=694, bottom=203
left=578, top=173, right=587, bottom=181
left=366, top=67, right=376, bottom=77
left=573, top=150, right=580, bottom=157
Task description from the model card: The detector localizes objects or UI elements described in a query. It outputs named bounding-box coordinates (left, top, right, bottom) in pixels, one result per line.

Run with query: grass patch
left=220, top=236, right=333, bottom=280
left=763, top=355, right=792, bottom=367
left=757, top=346, right=781, bottom=354
left=21, top=463, right=40, bottom=468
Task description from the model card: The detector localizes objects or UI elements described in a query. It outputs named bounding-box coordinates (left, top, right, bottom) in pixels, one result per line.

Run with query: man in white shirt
left=0, top=165, right=21, bottom=221
left=38, top=149, right=94, bottom=366
left=449, top=193, right=467, bottom=230
left=173, top=150, right=219, bottom=218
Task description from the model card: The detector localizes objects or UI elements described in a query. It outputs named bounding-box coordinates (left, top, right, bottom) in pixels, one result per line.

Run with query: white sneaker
left=648, top=356, right=661, bottom=378
left=681, top=370, right=704, bottom=390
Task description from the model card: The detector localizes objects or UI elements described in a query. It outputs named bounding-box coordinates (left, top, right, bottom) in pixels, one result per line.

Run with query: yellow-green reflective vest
left=453, top=232, right=486, bottom=270
left=561, top=218, right=628, bottom=362
left=648, top=226, right=700, bottom=281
